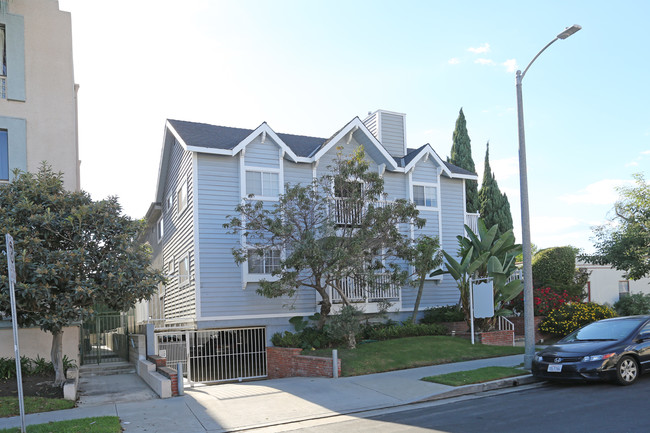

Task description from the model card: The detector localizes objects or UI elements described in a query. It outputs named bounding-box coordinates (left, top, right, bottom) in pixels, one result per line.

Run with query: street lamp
left=516, top=24, right=581, bottom=369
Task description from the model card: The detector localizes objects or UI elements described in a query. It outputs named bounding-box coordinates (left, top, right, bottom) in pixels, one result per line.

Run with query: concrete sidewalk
left=0, top=354, right=535, bottom=433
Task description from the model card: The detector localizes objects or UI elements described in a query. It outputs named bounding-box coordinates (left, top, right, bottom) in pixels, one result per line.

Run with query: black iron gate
left=80, top=313, right=129, bottom=365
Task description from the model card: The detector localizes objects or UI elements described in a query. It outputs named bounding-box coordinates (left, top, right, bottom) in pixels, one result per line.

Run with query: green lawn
left=422, top=366, right=528, bottom=386
left=309, top=336, right=524, bottom=376
left=0, top=397, right=75, bottom=418
left=0, top=416, right=121, bottom=433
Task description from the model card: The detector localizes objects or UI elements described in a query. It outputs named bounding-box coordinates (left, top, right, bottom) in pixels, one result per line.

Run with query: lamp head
left=557, top=25, right=581, bottom=40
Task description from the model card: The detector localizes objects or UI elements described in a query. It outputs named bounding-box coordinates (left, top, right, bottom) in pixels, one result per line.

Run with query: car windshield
left=561, top=318, right=645, bottom=342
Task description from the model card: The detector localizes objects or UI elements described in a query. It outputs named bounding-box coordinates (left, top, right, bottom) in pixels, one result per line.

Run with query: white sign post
left=6, top=234, right=26, bottom=433
left=469, top=278, right=494, bottom=345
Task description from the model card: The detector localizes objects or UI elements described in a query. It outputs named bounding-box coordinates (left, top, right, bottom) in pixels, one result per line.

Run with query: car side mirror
left=637, top=332, right=650, bottom=342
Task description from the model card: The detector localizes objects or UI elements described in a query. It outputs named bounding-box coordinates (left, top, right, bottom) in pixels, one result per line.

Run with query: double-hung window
left=248, top=249, right=280, bottom=275
left=413, top=184, right=437, bottom=208
left=178, top=255, right=190, bottom=286
left=246, top=170, right=279, bottom=199
left=156, top=216, right=164, bottom=243
left=177, top=179, right=188, bottom=214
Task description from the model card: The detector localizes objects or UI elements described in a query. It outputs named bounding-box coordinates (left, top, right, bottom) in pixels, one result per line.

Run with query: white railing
left=497, top=316, right=516, bottom=346
left=506, top=268, right=523, bottom=284
left=330, top=273, right=400, bottom=303
left=331, top=198, right=391, bottom=225
left=465, top=212, right=480, bottom=234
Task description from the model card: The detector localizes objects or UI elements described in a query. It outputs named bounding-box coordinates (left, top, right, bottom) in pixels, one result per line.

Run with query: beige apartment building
left=0, top=0, right=80, bottom=363
left=0, top=0, right=80, bottom=190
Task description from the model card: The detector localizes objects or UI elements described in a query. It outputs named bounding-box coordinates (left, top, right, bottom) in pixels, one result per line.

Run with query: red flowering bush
left=507, top=287, right=581, bottom=316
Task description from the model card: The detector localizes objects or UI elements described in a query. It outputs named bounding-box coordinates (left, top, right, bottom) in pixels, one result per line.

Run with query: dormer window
left=413, top=184, right=438, bottom=208
left=245, top=169, right=279, bottom=199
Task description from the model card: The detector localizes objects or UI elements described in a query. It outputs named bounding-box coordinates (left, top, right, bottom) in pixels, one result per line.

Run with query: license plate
left=548, top=364, right=562, bottom=372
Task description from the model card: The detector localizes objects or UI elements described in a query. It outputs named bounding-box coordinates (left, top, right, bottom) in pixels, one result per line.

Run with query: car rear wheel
left=615, top=355, right=639, bottom=385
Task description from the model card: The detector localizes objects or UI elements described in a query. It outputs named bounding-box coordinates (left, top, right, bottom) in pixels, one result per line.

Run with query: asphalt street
left=265, top=376, right=650, bottom=433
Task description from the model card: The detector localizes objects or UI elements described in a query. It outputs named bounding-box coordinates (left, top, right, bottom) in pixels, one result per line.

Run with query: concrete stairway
left=79, top=361, right=136, bottom=377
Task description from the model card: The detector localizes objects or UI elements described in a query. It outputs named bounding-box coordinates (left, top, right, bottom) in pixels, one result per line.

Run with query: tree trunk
left=51, top=330, right=65, bottom=386
left=317, top=291, right=331, bottom=330
left=411, top=274, right=426, bottom=323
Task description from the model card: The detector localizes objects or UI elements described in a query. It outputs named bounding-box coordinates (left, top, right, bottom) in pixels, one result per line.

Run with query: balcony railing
left=331, top=198, right=391, bottom=225
left=330, top=273, right=400, bottom=303
left=465, top=212, right=480, bottom=234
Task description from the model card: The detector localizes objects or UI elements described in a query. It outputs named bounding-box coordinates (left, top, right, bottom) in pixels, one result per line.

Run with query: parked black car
left=532, top=315, right=650, bottom=385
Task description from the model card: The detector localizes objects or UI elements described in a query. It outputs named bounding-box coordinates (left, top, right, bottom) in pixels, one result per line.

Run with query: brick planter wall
left=267, top=347, right=341, bottom=379
left=510, top=316, right=547, bottom=343
left=147, top=355, right=179, bottom=396
left=477, top=329, right=514, bottom=346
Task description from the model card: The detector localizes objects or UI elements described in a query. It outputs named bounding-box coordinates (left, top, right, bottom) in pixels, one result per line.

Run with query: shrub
left=420, top=305, right=465, bottom=324
left=360, top=322, right=448, bottom=341
left=0, top=355, right=74, bottom=379
left=508, top=287, right=581, bottom=316
left=539, top=302, right=617, bottom=337
left=613, top=293, right=650, bottom=316
left=532, top=246, right=588, bottom=298
left=326, top=305, right=363, bottom=349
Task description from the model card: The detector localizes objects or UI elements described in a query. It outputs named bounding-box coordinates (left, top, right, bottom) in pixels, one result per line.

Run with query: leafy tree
left=582, top=173, right=650, bottom=280
left=406, top=235, right=443, bottom=323
left=533, top=246, right=587, bottom=299
left=478, top=142, right=513, bottom=237
left=613, top=293, right=650, bottom=316
left=448, top=108, right=479, bottom=213
left=434, top=219, right=522, bottom=325
left=224, top=147, right=424, bottom=329
left=0, top=166, right=165, bottom=385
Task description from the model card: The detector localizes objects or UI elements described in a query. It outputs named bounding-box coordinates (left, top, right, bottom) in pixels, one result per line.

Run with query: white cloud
left=448, top=57, right=460, bottom=65
left=476, top=156, right=519, bottom=183
left=474, top=58, right=495, bottom=66
left=468, top=43, right=490, bottom=54
left=502, top=58, right=518, bottom=73
left=625, top=161, right=639, bottom=167
left=642, top=150, right=650, bottom=155
left=559, top=179, right=635, bottom=205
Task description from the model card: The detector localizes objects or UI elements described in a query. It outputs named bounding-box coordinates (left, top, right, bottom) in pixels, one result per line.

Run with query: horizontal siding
left=380, top=112, right=405, bottom=157
left=363, top=113, right=379, bottom=140
left=283, top=159, right=312, bottom=187
left=244, top=136, right=280, bottom=168
left=412, top=159, right=440, bottom=184
left=161, top=139, right=196, bottom=319
left=196, top=153, right=316, bottom=318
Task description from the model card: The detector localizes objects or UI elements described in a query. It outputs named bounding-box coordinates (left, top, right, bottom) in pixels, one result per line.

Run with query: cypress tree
left=478, top=142, right=513, bottom=237
left=448, top=108, right=479, bottom=213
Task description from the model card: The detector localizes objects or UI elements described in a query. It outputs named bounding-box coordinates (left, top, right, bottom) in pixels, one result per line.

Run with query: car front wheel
left=615, top=355, right=639, bottom=386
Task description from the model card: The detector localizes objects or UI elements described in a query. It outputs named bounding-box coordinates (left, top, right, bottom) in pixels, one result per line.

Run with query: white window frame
left=165, top=194, right=173, bottom=213
left=244, top=167, right=280, bottom=201
left=178, top=254, right=190, bottom=286
left=156, top=216, right=164, bottom=243
left=177, top=179, right=188, bottom=215
left=245, top=248, right=282, bottom=282
left=412, top=182, right=439, bottom=209
left=619, top=280, right=630, bottom=294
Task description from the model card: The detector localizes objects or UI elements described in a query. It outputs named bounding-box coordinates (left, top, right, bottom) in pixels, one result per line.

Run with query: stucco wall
left=0, top=0, right=79, bottom=190
left=0, top=324, right=79, bottom=365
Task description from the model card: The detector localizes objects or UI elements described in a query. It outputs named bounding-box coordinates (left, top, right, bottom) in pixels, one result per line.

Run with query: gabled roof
left=400, top=145, right=478, bottom=180
left=155, top=117, right=478, bottom=201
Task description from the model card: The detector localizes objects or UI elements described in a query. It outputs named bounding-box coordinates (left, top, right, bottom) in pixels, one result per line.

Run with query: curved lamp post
left=517, top=24, right=581, bottom=369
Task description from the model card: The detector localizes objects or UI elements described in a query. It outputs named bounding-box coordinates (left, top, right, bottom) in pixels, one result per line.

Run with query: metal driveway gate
left=155, top=327, right=267, bottom=384
left=80, top=313, right=129, bottom=365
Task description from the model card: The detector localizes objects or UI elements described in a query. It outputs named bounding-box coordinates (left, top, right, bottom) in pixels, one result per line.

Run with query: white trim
left=310, top=117, right=398, bottom=170
left=176, top=177, right=188, bottom=215
left=232, top=123, right=300, bottom=162
left=156, top=215, right=164, bottom=244
left=403, top=144, right=452, bottom=177
left=192, top=152, right=202, bottom=320
left=198, top=312, right=317, bottom=321
left=412, top=182, right=439, bottom=210
left=279, top=148, right=285, bottom=195
left=166, top=120, right=190, bottom=150
left=243, top=167, right=281, bottom=201
left=178, top=253, right=190, bottom=287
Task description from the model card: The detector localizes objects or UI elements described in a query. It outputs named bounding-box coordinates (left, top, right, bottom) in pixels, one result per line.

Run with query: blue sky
left=58, top=0, right=649, bottom=253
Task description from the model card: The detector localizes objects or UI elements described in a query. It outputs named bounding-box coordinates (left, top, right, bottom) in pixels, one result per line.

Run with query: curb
left=419, top=374, right=541, bottom=402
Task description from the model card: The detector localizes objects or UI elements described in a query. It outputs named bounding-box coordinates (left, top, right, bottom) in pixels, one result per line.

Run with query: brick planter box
left=267, top=347, right=341, bottom=379
left=442, top=321, right=514, bottom=346
left=509, top=316, right=547, bottom=343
